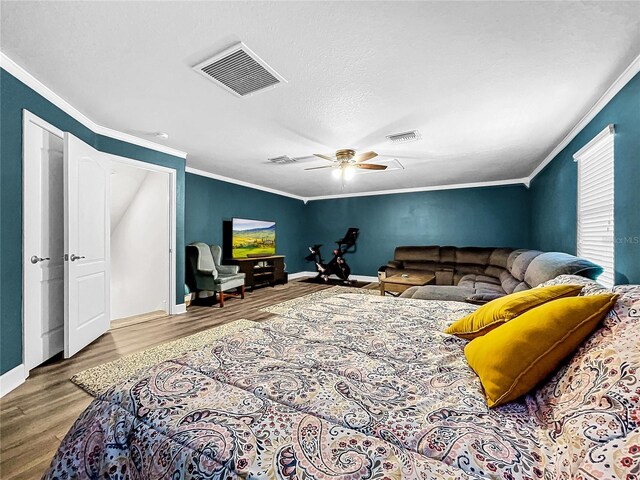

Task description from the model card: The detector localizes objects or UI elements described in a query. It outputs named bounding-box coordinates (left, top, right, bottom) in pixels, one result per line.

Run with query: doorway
left=110, top=161, right=171, bottom=321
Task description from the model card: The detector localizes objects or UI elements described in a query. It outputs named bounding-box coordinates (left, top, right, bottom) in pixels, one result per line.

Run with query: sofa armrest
left=386, top=260, right=403, bottom=269
left=217, top=264, right=239, bottom=275
left=435, top=267, right=454, bottom=285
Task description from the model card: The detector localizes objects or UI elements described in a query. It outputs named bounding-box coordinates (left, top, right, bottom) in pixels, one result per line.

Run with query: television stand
left=226, top=255, right=286, bottom=290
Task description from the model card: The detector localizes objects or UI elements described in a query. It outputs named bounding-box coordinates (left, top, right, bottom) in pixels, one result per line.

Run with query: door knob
left=70, top=254, right=85, bottom=262
left=30, top=255, right=50, bottom=264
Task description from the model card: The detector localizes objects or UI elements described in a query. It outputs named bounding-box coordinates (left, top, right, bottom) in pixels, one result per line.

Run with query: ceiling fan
left=304, top=149, right=387, bottom=180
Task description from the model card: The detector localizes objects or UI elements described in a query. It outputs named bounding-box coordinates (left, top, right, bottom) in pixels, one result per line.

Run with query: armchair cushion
left=215, top=273, right=245, bottom=285
left=191, top=242, right=218, bottom=277
left=213, top=273, right=245, bottom=292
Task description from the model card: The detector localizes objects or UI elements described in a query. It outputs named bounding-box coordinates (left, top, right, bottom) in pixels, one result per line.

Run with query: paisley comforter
left=45, top=277, right=640, bottom=479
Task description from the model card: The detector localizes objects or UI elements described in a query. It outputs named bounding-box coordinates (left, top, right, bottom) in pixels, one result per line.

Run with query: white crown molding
left=304, top=177, right=530, bottom=202
left=185, top=166, right=307, bottom=201
left=0, top=364, right=25, bottom=398
left=187, top=166, right=529, bottom=202
left=1, top=51, right=188, bottom=159
left=527, top=53, right=640, bottom=182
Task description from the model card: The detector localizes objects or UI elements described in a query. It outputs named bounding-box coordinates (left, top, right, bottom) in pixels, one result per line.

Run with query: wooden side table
left=380, top=273, right=436, bottom=296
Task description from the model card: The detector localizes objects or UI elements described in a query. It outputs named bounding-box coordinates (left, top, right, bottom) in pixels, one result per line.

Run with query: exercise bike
left=305, top=227, right=359, bottom=284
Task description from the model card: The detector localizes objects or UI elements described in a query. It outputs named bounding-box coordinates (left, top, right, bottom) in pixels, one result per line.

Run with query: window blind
left=574, top=124, right=615, bottom=287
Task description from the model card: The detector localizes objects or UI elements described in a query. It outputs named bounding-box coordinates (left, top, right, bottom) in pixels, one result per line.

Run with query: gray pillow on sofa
left=524, top=252, right=603, bottom=287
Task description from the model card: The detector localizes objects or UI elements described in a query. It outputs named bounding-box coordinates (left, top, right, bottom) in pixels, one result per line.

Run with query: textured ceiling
left=2, top=1, right=639, bottom=197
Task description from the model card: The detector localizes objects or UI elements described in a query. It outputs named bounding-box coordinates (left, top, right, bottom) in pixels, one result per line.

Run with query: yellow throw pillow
left=464, top=293, right=618, bottom=408
left=445, top=284, right=583, bottom=340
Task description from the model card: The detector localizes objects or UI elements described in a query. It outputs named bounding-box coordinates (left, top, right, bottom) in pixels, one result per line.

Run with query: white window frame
left=573, top=124, right=615, bottom=287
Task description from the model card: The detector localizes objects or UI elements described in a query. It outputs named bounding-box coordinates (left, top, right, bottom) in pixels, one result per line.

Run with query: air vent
left=386, top=130, right=422, bottom=144
left=268, top=155, right=296, bottom=164
left=193, top=42, right=286, bottom=97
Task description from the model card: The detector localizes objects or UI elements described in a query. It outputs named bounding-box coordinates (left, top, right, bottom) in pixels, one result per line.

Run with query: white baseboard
left=289, top=271, right=378, bottom=283
left=288, top=271, right=316, bottom=280
left=173, top=303, right=187, bottom=314
left=0, top=364, right=26, bottom=398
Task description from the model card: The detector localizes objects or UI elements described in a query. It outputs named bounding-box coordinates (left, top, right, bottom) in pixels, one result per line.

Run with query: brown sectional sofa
left=379, top=246, right=603, bottom=303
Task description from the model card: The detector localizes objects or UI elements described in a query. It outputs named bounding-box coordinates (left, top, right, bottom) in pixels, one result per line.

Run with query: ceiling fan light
left=332, top=168, right=342, bottom=179
left=343, top=165, right=356, bottom=180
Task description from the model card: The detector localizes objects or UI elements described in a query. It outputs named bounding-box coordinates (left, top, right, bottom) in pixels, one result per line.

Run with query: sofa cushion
left=455, top=247, right=493, bottom=266
left=506, top=249, right=528, bottom=271
left=500, top=270, right=521, bottom=294
left=399, top=285, right=475, bottom=302
left=395, top=246, right=440, bottom=262
left=458, top=274, right=504, bottom=296
left=524, top=251, right=604, bottom=287
left=458, top=273, right=501, bottom=285
left=513, top=282, right=529, bottom=292
left=403, top=260, right=441, bottom=271
left=475, top=282, right=506, bottom=294
left=439, top=246, right=457, bottom=263
left=484, top=265, right=506, bottom=280
left=510, top=250, right=543, bottom=281
left=455, top=264, right=488, bottom=277
left=488, top=248, right=513, bottom=268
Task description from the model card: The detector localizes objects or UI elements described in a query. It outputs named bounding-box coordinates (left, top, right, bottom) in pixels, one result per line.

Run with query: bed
left=45, top=276, right=640, bottom=479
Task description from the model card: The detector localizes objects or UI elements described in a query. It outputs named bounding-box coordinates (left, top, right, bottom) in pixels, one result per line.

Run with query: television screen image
left=232, top=218, right=276, bottom=258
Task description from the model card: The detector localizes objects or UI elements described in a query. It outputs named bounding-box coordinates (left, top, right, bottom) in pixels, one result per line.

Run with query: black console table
left=226, top=255, right=287, bottom=290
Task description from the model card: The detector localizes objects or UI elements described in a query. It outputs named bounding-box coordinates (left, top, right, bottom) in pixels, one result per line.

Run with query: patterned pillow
left=527, top=285, right=640, bottom=477
left=536, top=274, right=610, bottom=296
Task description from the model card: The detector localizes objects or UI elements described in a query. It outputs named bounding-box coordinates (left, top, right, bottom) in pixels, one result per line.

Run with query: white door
left=23, top=119, right=65, bottom=371
left=64, top=133, right=111, bottom=358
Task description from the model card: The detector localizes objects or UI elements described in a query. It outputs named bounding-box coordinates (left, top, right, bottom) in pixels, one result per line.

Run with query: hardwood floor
left=0, top=280, right=331, bottom=480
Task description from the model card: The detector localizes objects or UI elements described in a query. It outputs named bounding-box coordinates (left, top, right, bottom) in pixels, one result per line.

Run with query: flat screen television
left=231, top=218, right=276, bottom=258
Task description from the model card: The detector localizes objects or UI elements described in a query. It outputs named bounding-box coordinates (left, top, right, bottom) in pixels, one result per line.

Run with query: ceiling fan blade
left=304, top=165, right=336, bottom=171
left=314, top=153, right=336, bottom=162
left=352, top=151, right=378, bottom=163
left=356, top=163, right=387, bottom=170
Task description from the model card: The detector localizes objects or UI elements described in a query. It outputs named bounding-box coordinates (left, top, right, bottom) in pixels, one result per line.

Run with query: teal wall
left=185, top=173, right=307, bottom=273
left=3, top=64, right=637, bottom=378
left=530, top=72, right=640, bottom=284
left=0, top=69, right=186, bottom=375
left=303, top=185, right=532, bottom=276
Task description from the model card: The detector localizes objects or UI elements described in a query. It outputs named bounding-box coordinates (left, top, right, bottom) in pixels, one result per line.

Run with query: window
left=574, top=124, right=615, bottom=287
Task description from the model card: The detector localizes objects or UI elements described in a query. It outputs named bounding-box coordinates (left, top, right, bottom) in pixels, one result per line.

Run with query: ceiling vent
left=193, top=42, right=286, bottom=97
left=386, top=130, right=422, bottom=144
left=268, top=155, right=296, bottom=164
